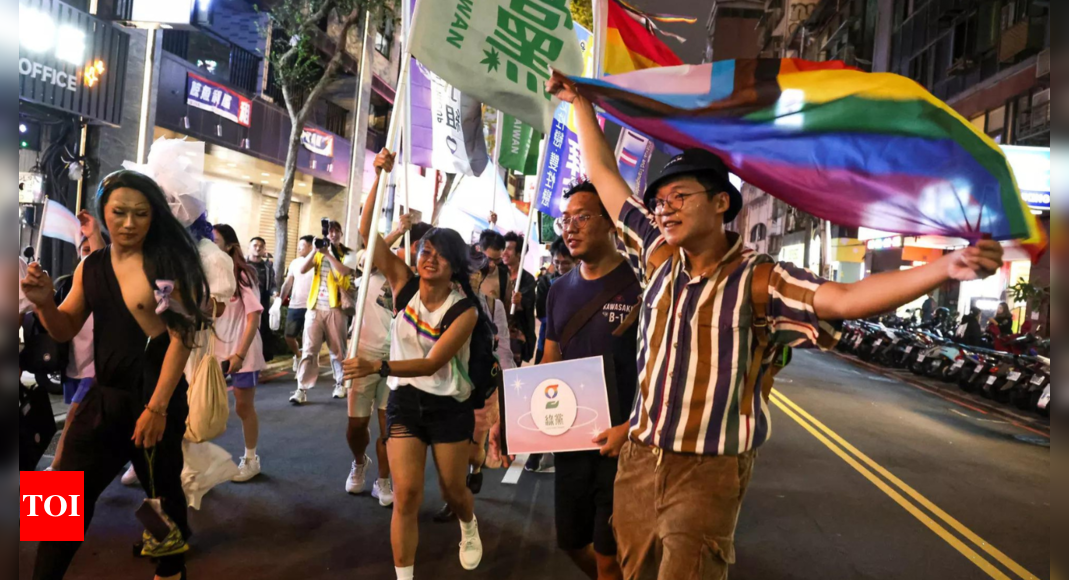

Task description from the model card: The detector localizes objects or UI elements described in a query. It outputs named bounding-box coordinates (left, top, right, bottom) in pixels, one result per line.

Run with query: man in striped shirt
left=547, top=73, right=1006, bottom=580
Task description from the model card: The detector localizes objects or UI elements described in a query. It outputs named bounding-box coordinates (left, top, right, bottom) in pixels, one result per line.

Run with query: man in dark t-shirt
left=543, top=181, right=639, bottom=580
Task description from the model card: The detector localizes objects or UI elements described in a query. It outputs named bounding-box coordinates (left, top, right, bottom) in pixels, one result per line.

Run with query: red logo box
left=20, top=471, right=85, bottom=542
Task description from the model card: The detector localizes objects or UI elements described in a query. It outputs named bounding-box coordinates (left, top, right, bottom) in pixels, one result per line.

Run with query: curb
left=830, top=351, right=1050, bottom=438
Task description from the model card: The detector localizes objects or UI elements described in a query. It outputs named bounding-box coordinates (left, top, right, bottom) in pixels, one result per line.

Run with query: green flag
left=498, top=114, right=542, bottom=175
left=410, top=0, right=585, bottom=133
left=523, top=131, right=543, bottom=175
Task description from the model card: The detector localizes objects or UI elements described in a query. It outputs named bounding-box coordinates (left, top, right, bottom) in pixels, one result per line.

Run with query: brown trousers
left=613, top=441, right=757, bottom=580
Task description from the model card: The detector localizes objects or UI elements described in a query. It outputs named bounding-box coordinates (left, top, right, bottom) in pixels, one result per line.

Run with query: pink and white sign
left=502, top=357, right=614, bottom=455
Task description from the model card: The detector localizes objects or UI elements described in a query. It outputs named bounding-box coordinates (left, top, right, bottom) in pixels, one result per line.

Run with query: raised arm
left=383, top=213, right=414, bottom=249
left=815, top=241, right=1004, bottom=321
left=547, top=71, right=633, bottom=219
left=359, top=149, right=412, bottom=293
left=78, top=211, right=107, bottom=252
left=343, top=308, right=478, bottom=380
left=21, top=260, right=90, bottom=343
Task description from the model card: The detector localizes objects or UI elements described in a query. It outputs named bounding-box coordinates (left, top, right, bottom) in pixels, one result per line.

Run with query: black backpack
left=396, top=278, right=503, bottom=410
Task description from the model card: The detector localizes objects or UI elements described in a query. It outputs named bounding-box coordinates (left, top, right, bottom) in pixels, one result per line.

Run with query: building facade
left=704, top=0, right=765, bottom=63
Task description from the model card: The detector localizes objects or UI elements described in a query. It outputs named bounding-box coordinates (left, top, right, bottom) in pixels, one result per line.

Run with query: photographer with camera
left=293, top=220, right=358, bottom=404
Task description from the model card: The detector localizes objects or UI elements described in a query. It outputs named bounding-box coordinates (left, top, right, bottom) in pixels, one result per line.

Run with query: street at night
left=19, top=351, right=1050, bottom=580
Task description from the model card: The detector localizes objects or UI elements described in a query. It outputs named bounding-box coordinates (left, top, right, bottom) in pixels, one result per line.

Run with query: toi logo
left=20, top=471, right=85, bottom=542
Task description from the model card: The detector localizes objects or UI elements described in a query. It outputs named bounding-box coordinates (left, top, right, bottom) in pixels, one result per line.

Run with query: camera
left=314, top=218, right=331, bottom=250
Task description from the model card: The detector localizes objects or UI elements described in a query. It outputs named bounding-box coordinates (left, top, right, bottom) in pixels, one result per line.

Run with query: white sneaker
left=346, top=457, right=370, bottom=495
left=289, top=389, right=308, bottom=405
left=333, top=385, right=348, bottom=400
left=121, top=465, right=139, bottom=486
left=459, top=516, right=483, bottom=571
left=372, top=478, right=395, bottom=507
left=233, top=455, right=261, bottom=483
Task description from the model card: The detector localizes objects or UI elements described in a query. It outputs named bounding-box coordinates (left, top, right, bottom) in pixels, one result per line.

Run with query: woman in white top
left=213, top=224, right=268, bottom=483
left=344, top=149, right=485, bottom=579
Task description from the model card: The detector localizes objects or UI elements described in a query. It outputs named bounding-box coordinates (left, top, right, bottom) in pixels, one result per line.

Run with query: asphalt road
left=20, top=351, right=1050, bottom=580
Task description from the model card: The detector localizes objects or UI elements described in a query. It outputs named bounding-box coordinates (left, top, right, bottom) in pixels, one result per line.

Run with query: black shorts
left=555, top=451, right=619, bottom=556
left=386, top=386, right=474, bottom=446
left=285, top=308, right=307, bottom=339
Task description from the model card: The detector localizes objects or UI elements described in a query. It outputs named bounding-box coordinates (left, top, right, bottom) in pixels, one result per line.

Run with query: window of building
left=375, top=14, right=394, bottom=57
left=951, top=14, right=978, bottom=63
left=986, top=105, right=1006, bottom=143
left=970, top=114, right=987, bottom=133
left=325, top=101, right=349, bottom=137
left=750, top=224, right=768, bottom=244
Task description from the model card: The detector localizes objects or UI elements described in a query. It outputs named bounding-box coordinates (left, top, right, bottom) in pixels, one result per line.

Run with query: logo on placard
left=20, top=471, right=85, bottom=542
left=531, top=380, right=578, bottom=437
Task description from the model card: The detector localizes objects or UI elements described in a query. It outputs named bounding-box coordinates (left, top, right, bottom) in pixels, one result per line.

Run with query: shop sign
left=1002, top=146, right=1050, bottom=212
left=186, top=73, right=252, bottom=128
left=866, top=236, right=903, bottom=251
left=301, top=128, right=335, bottom=158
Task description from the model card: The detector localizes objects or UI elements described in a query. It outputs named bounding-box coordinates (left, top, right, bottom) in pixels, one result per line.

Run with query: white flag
left=39, top=200, right=82, bottom=246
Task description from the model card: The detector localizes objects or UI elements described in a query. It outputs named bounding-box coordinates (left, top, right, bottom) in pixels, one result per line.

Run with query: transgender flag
left=39, top=200, right=82, bottom=246
left=615, top=129, right=655, bottom=198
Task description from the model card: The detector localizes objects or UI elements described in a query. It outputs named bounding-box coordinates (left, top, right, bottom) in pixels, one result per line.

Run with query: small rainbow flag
left=568, top=58, right=1048, bottom=258
left=604, top=0, right=684, bottom=75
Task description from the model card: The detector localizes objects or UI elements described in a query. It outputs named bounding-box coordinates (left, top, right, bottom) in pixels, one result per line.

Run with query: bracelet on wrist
left=145, top=405, right=167, bottom=419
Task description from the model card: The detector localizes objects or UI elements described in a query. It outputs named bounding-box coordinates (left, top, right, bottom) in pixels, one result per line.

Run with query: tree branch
left=297, top=6, right=364, bottom=121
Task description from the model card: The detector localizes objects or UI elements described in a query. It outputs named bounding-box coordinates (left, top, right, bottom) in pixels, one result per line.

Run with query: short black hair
left=479, top=229, right=506, bottom=251
left=410, top=223, right=434, bottom=245
left=503, top=231, right=524, bottom=249
left=550, top=237, right=572, bottom=260
left=563, top=180, right=608, bottom=218
left=299, top=235, right=315, bottom=245
left=250, top=236, right=267, bottom=245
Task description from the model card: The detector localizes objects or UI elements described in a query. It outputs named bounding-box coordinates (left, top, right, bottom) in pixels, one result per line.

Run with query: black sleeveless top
left=82, top=249, right=180, bottom=402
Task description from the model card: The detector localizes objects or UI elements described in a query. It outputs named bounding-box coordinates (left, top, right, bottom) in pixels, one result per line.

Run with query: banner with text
left=186, top=73, right=252, bottom=127
left=410, top=0, right=584, bottom=133
left=615, top=128, right=655, bottom=198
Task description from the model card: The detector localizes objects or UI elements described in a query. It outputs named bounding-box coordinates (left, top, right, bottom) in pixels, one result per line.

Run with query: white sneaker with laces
left=121, top=465, right=139, bottom=486
left=459, top=516, right=483, bottom=571
left=289, top=389, right=308, bottom=405
left=372, top=478, right=395, bottom=507
left=346, top=457, right=370, bottom=495
left=233, top=455, right=261, bottom=483
left=333, top=385, right=348, bottom=400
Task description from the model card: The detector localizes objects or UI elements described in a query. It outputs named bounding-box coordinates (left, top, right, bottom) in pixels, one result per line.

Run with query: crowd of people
left=17, top=72, right=1007, bottom=580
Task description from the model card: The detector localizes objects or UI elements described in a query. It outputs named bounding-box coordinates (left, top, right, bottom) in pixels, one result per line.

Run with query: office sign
left=18, top=0, right=129, bottom=126
left=186, top=73, right=252, bottom=128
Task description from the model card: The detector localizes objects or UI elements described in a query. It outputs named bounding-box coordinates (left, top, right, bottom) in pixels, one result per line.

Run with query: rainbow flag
left=604, top=0, right=684, bottom=75
left=568, top=58, right=1048, bottom=257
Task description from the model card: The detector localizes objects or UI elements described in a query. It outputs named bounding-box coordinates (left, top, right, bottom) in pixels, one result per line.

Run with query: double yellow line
left=769, top=390, right=1041, bottom=580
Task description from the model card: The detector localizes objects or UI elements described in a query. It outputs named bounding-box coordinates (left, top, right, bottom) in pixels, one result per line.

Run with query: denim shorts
left=386, top=386, right=474, bottom=446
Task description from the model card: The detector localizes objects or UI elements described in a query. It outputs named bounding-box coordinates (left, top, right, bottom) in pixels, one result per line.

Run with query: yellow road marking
left=769, top=393, right=1017, bottom=580
left=771, top=391, right=1040, bottom=580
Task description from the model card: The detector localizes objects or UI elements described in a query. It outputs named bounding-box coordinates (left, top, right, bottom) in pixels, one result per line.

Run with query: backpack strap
left=558, top=266, right=639, bottom=352
left=741, top=263, right=776, bottom=417
left=440, top=298, right=475, bottom=332
left=393, top=276, right=421, bottom=317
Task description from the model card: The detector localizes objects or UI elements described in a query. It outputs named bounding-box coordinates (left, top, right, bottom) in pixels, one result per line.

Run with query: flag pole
left=401, top=0, right=414, bottom=267
left=346, top=6, right=416, bottom=374
left=492, top=110, right=505, bottom=216
left=511, top=138, right=548, bottom=315
left=593, top=0, right=609, bottom=81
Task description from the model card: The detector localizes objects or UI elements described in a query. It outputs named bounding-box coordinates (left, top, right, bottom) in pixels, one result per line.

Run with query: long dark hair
left=213, top=224, right=258, bottom=293
left=421, top=228, right=489, bottom=325
left=95, top=170, right=211, bottom=348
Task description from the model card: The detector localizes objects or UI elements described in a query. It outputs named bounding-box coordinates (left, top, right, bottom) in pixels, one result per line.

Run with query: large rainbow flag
left=568, top=58, right=1048, bottom=257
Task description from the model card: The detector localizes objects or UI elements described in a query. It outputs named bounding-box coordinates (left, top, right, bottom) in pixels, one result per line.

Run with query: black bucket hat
left=643, top=149, right=743, bottom=223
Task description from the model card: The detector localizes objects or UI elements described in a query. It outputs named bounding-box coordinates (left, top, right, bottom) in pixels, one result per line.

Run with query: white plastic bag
left=185, top=314, right=230, bottom=443
left=181, top=441, right=239, bottom=511
left=269, top=297, right=283, bottom=331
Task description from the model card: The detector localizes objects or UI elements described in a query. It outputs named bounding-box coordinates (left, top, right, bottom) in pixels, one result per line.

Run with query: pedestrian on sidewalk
left=344, top=149, right=485, bottom=579
left=214, top=225, right=269, bottom=483
left=23, top=170, right=212, bottom=580
left=247, top=237, right=277, bottom=362
left=539, top=181, right=641, bottom=580
left=292, top=221, right=356, bottom=404
left=503, top=231, right=537, bottom=368
left=281, top=236, right=316, bottom=373
left=548, top=72, right=1006, bottom=580
left=535, top=237, right=575, bottom=365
